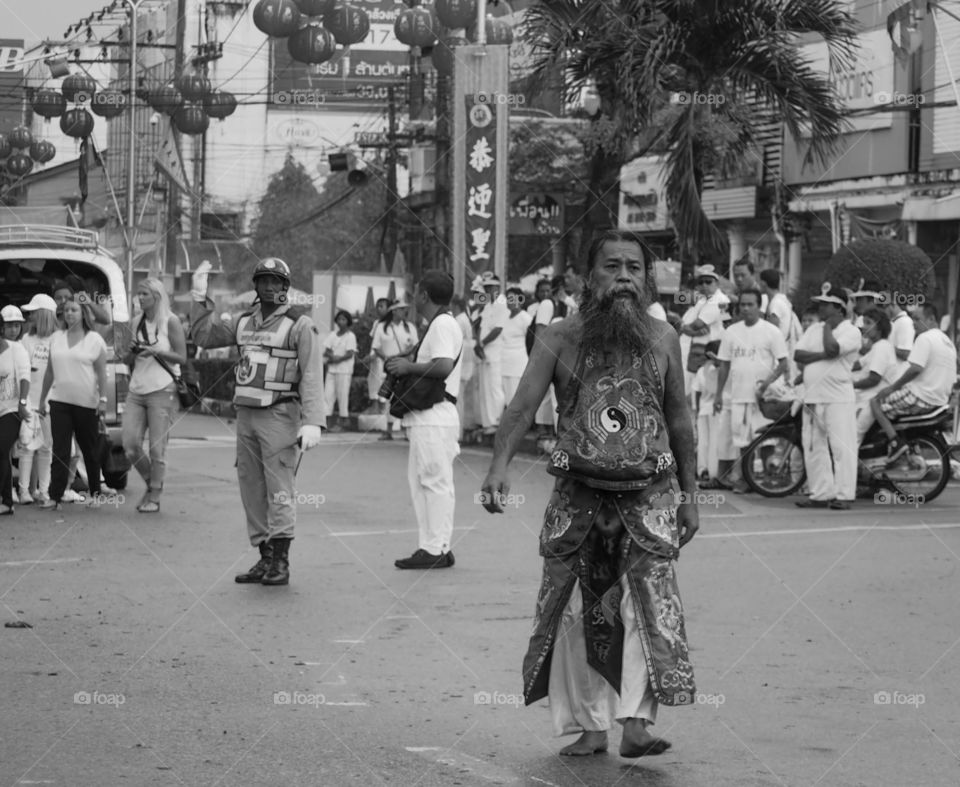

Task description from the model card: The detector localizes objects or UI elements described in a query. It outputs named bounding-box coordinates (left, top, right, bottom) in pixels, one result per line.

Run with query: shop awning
left=901, top=193, right=960, bottom=221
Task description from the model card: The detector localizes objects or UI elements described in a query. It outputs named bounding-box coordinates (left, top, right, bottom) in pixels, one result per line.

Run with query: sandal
left=137, top=500, right=160, bottom=513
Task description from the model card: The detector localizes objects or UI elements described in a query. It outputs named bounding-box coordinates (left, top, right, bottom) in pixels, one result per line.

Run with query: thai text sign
left=509, top=192, right=563, bottom=236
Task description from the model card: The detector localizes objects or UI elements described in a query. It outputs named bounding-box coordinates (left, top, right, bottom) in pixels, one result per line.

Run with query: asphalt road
left=1, top=413, right=958, bottom=786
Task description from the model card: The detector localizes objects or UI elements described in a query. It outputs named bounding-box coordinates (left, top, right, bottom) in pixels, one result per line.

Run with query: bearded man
left=481, top=230, right=699, bottom=758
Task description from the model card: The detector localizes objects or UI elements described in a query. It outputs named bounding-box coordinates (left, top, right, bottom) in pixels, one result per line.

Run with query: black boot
left=261, top=538, right=290, bottom=586
left=235, top=541, right=273, bottom=583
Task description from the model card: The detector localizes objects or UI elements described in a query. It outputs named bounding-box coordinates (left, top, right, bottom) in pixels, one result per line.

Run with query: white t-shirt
left=323, top=330, right=357, bottom=375
left=766, top=292, right=794, bottom=341
left=403, top=312, right=464, bottom=428
left=372, top=320, right=417, bottom=360
left=889, top=311, right=916, bottom=378
left=691, top=362, right=718, bottom=416
left=501, top=310, right=532, bottom=377
left=534, top=298, right=555, bottom=326
left=679, top=290, right=729, bottom=370
left=905, top=328, right=957, bottom=406
left=647, top=301, right=667, bottom=321
left=478, top=296, right=509, bottom=362
left=48, top=330, right=108, bottom=409
left=0, top=340, right=30, bottom=417
left=717, top=319, right=788, bottom=403
left=20, top=334, right=52, bottom=408
left=796, top=320, right=861, bottom=404
left=853, top=338, right=899, bottom=405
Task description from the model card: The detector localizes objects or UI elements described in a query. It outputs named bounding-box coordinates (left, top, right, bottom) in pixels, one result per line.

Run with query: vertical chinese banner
left=451, top=44, right=509, bottom=295
left=464, top=97, right=497, bottom=279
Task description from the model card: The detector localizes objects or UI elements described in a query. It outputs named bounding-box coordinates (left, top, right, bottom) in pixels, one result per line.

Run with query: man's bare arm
left=661, top=329, right=696, bottom=496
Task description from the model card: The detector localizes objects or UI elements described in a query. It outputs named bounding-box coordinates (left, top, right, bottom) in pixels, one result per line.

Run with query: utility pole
left=165, top=0, right=188, bottom=277
left=386, top=84, right=399, bottom=271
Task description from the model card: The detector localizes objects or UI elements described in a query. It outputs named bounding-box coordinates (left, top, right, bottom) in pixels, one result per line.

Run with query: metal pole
left=386, top=84, right=398, bottom=271
left=477, top=0, right=486, bottom=45
left=124, top=0, right=143, bottom=313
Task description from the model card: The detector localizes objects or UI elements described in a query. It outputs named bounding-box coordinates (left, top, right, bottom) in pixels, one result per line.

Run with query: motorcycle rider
left=190, top=259, right=324, bottom=586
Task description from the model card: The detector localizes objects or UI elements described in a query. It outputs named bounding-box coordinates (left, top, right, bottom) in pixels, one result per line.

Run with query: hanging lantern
left=60, top=108, right=95, bottom=138
left=30, top=140, right=56, bottom=164
left=32, top=90, right=67, bottom=119
left=287, top=23, right=337, bottom=64
left=204, top=90, right=237, bottom=119
left=0, top=134, right=10, bottom=159
left=252, top=0, right=302, bottom=37
left=467, top=15, right=513, bottom=45
left=178, top=73, right=211, bottom=102
left=324, top=4, right=370, bottom=46
left=62, top=73, right=97, bottom=103
left=173, top=102, right=210, bottom=135
left=9, top=125, right=33, bottom=150
left=395, top=7, right=437, bottom=48
left=431, top=36, right=467, bottom=77
left=293, top=0, right=335, bottom=15
left=6, top=153, right=34, bottom=178
left=149, top=83, right=184, bottom=115
left=435, top=0, right=476, bottom=29
left=90, top=89, right=127, bottom=119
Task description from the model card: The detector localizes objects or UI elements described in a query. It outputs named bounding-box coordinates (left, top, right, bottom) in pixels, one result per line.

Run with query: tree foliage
left=251, top=154, right=388, bottom=290
left=521, top=0, right=858, bottom=256
left=825, top=239, right=935, bottom=301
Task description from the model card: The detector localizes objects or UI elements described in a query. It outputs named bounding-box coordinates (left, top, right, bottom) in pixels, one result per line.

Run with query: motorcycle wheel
left=886, top=433, right=950, bottom=503
left=742, top=431, right=806, bottom=497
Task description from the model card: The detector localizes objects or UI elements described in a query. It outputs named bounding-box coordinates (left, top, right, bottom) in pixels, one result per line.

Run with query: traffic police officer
left=190, top=258, right=324, bottom=585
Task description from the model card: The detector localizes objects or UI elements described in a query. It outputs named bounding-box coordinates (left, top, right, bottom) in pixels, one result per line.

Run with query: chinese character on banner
left=465, top=98, right=497, bottom=276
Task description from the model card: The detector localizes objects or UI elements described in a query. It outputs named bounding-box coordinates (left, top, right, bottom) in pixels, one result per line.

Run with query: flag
left=78, top=135, right=100, bottom=204
left=155, top=123, right=191, bottom=194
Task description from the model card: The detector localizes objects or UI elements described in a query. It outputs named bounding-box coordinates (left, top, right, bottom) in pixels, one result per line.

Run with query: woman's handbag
left=387, top=311, right=462, bottom=420
left=153, top=354, right=203, bottom=410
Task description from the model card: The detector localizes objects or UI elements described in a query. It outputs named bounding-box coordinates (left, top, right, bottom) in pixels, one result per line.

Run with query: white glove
left=191, top=260, right=213, bottom=302
left=298, top=424, right=322, bottom=450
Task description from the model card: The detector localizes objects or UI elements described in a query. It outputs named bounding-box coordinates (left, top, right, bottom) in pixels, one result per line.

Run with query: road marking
left=327, top=527, right=476, bottom=537
left=0, top=557, right=85, bottom=567
left=405, top=747, right=520, bottom=783
left=324, top=701, right=368, bottom=706
left=699, top=522, right=960, bottom=539
left=385, top=615, right=418, bottom=619
left=333, top=639, right=365, bottom=644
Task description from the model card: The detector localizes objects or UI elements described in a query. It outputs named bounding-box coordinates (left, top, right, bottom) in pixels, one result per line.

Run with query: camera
left=378, top=374, right=397, bottom=400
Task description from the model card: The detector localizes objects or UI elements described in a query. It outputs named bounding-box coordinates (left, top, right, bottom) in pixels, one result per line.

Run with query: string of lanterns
left=0, top=125, right=56, bottom=179
left=30, top=71, right=238, bottom=139
left=253, top=0, right=371, bottom=62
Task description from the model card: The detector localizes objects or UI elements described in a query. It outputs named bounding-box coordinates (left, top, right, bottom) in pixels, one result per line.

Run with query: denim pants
left=122, top=385, right=177, bottom=493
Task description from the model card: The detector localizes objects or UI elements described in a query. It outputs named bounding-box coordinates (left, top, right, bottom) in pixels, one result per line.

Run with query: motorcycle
left=740, top=398, right=954, bottom=503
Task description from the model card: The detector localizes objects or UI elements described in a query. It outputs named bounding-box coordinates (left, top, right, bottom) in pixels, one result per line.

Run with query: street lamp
left=123, top=0, right=147, bottom=311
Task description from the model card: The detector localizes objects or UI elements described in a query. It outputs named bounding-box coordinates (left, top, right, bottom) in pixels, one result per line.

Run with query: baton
left=295, top=437, right=304, bottom=476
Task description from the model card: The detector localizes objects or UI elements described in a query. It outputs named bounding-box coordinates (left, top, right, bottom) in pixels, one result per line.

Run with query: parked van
left=0, top=222, right=131, bottom=489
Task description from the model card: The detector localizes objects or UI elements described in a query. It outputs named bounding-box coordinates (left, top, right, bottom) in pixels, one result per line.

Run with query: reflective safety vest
left=234, top=310, right=302, bottom=408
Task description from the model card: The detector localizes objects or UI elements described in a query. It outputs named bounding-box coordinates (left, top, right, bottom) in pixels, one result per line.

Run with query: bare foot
left=619, top=718, right=671, bottom=757
left=559, top=731, right=608, bottom=756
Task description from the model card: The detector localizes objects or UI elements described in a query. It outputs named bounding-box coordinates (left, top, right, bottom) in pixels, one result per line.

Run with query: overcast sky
left=4, top=0, right=111, bottom=46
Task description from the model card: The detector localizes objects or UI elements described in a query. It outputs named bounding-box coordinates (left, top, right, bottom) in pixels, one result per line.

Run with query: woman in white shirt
left=37, top=298, right=109, bottom=511
left=121, top=278, right=187, bottom=513
left=323, top=310, right=358, bottom=432
left=371, top=302, right=417, bottom=439
left=0, top=309, right=30, bottom=515
left=853, top=307, right=899, bottom=445
left=500, top=287, right=533, bottom=407
left=18, top=295, right=59, bottom=504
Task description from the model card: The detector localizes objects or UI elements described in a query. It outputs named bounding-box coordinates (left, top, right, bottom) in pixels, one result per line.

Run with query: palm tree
left=521, top=0, right=858, bottom=262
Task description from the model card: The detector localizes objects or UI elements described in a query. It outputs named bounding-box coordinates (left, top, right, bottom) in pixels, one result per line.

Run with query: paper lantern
left=32, top=90, right=66, bottom=119
left=90, top=90, right=127, bottom=119
left=467, top=15, right=513, bottom=45
left=9, top=125, right=33, bottom=149
left=252, top=0, right=302, bottom=37
left=149, top=83, right=184, bottom=115
left=435, top=0, right=476, bottom=29
left=293, top=0, right=335, bottom=15
left=30, top=140, right=56, bottom=164
left=0, top=134, right=11, bottom=159
left=62, top=73, right=97, bottom=103
left=395, top=7, right=437, bottom=48
left=178, top=73, right=212, bottom=102
left=60, top=108, right=95, bottom=138
left=173, top=102, right=210, bottom=135
left=6, top=153, right=33, bottom=177
left=204, top=90, right=237, bottom=119
left=324, top=4, right=370, bottom=46
left=288, top=23, right=337, bottom=64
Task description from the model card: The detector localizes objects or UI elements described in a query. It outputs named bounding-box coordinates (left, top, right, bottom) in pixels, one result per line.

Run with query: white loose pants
left=324, top=372, right=352, bottom=418
left=502, top=375, right=521, bottom=409
left=696, top=413, right=719, bottom=479
left=478, top=359, right=504, bottom=430
left=407, top=424, right=460, bottom=555
left=803, top=402, right=858, bottom=502
left=548, top=578, right=658, bottom=736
